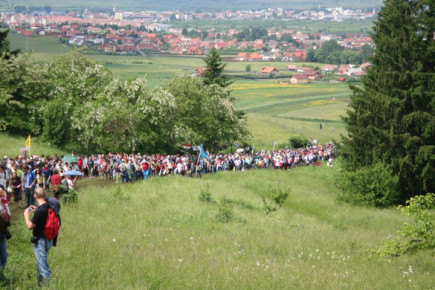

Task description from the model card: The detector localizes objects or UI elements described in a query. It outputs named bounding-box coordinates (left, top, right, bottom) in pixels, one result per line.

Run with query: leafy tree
left=245, top=64, right=251, bottom=72
left=203, top=47, right=232, bottom=88
left=305, top=48, right=317, bottom=62
left=38, top=52, right=177, bottom=153
left=370, top=193, right=434, bottom=257
left=42, top=99, right=72, bottom=146
left=0, top=54, right=45, bottom=134
left=317, top=39, right=343, bottom=63
left=335, top=163, right=400, bottom=207
left=359, top=44, right=373, bottom=63
left=280, top=33, right=293, bottom=42
left=162, top=75, right=249, bottom=151
left=340, top=0, right=435, bottom=203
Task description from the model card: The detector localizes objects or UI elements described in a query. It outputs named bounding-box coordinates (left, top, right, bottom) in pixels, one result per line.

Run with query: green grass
left=4, top=165, right=433, bottom=289
left=8, top=35, right=70, bottom=62
left=0, top=133, right=68, bottom=158
left=231, top=79, right=350, bottom=146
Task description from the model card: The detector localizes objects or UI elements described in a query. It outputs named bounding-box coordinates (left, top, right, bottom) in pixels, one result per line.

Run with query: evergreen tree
left=203, top=47, right=232, bottom=88
left=0, top=29, right=20, bottom=56
left=340, top=0, right=435, bottom=203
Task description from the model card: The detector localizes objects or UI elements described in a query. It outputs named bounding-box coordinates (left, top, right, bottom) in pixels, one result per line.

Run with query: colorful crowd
left=0, top=143, right=335, bottom=193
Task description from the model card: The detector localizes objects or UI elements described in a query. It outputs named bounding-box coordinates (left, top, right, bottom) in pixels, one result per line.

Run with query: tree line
left=305, top=39, right=373, bottom=65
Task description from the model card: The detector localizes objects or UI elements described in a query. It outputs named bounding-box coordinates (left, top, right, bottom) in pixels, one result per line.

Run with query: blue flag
left=200, top=144, right=209, bottom=159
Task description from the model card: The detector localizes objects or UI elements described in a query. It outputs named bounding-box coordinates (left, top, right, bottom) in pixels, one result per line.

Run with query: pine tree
left=340, top=0, right=435, bottom=202
left=203, top=47, right=232, bottom=88
left=0, top=29, right=20, bottom=57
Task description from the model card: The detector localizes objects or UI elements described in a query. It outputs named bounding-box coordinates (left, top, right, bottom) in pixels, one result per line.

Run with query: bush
left=289, top=135, right=308, bottom=148
left=61, top=189, right=78, bottom=204
left=335, top=162, right=400, bottom=207
left=370, top=193, right=434, bottom=257
left=215, top=205, right=233, bottom=223
left=198, top=186, right=215, bottom=203
left=262, top=185, right=290, bottom=216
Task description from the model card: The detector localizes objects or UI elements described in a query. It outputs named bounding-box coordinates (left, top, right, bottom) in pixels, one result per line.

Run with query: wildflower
left=112, top=238, right=116, bottom=242
left=178, top=258, right=183, bottom=262
left=408, top=266, right=413, bottom=274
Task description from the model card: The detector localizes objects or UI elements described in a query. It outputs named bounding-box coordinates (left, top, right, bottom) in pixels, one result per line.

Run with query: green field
left=4, top=165, right=433, bottom=288
left=9, top=35, right=69, bottom=62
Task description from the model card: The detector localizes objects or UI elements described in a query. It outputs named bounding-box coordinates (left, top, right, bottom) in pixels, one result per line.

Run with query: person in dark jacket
left=24, top=188, right=53, bottom=286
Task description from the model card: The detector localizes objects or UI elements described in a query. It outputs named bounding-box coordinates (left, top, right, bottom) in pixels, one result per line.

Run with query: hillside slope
left=6, top=167, right=434, bottom=288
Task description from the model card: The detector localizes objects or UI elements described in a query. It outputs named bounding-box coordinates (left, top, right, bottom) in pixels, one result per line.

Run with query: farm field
left=8, top=35, right=69, bottom=61
left=9, top=34, right=350, bottom=148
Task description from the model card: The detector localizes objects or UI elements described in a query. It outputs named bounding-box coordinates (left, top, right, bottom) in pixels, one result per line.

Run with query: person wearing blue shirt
left=23, top=166, right=36, bottom=207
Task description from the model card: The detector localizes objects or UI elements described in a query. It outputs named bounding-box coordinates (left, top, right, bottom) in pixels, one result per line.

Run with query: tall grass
left=4, top=165, right=433, bottom=289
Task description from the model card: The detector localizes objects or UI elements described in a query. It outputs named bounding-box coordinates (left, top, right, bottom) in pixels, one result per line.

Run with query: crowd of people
left=0, top=143, right=335, bottom=190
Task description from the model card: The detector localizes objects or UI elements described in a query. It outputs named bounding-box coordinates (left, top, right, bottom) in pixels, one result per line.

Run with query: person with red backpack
left=24, top=187, right=60, bottom=287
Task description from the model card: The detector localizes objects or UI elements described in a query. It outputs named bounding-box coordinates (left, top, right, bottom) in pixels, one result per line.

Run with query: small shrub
left=220, top=197, right=256, bottom=210
left=369, top=193, right=434, bottom=257
left=335, top=162, right=400, bottom=207
left=199, top=185, right=215, bottom=203
left=262, top=185, right=290, bottom=216
left=215, top=205, right=234, bottom=223
left=289, top=135, right=308, bottom=148
left=61, top=189, right=78, bottom=204
left=199, top=191, right=214, bottom=203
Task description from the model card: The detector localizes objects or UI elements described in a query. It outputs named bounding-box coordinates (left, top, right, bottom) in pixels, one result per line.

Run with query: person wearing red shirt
left=50, top=169, right=61, bottom=194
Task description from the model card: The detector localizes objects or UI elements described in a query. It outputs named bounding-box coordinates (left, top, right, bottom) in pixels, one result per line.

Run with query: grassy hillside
left=0, top=133, right=68, bottom=158
left=5, top=166, right=433, bottom=288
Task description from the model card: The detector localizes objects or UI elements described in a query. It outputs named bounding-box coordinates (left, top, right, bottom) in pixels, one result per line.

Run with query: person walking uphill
left=24, top=188, right=54, bottom=286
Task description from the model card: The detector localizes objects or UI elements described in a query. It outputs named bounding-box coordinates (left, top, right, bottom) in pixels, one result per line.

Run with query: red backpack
left=43, top=208, right=60, bottom=241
